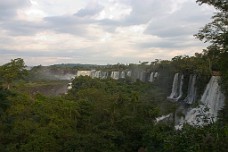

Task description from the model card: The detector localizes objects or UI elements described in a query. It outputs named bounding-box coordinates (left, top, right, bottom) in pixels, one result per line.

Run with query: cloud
left=0, top=0, right=215, bottom=66
left=0, top=0, right=31, bottom=19
left=144, top=0, right=213, bottom=38
left=1, top=20, right=45, bottom=36
left=138, top=36, right=209, bottom=50
left=75, top=0, right=104, bottom=17
left=124, top=0, right=171, bottom=25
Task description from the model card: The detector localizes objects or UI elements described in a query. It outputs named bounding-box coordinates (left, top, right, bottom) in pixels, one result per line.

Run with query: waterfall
left=184, top=75, right=197, bottom=104
left=200, top=76, right=225, bottom=118
left=149, top=72, right=159, bottom=82
left=168, top=73, right=179, bottom=99
left=100, top=71, right=108, bottom=79
left=120, top=71, right=125, bottom=79
left=168, top=73, right=184, bottom=101
left=175, top=75, right=184, bottom=101
left=154, top=72, right=159, bottom=79
left=111, top=71, right=120, bottom=80
left=127, top=71, right=132, bottom=77
left=76, top=71, right=91, bottom=77
left=182, top=76, right=225, bottom=127
left=91, top=70, right=101, bottom=79
left=94, top=71, right=101, bottom=78
left=149, top=72, right=154, bottom=82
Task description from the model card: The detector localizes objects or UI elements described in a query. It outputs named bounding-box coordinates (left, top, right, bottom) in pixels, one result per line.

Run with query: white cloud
left=0, top=0, right=215, bottom=65
left=96, top=1, right=131, bottom=20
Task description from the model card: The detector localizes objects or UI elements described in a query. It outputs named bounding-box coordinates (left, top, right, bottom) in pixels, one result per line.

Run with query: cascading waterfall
left=94, top=71, right=101, bottom=78
left=149, top=72, right=159, bottom=82
left=149, top=72, right=154, bottom=82
left=100, top=71, right=108, bottom=79
left=130, top=69, right=143, bottom=82
left=168, top=73, right=179, bottom=99
left=76, top=70, right=132, bottom=80
left=76, top=71, right=91, bottom=77
left=178, top=76, right=225, bottom=128
left=168, top=73, right=184, bottom=101
left=200, top=76, right=225, bottom=118
left=184, top=75, right=197, bottom=104
left=127, top=71, right=131, bottom=77
left=91, top=70, right=101, bottom=78
left=175, top=75, right=184, bottom=101
left=154, top=72, right=159, bottom=79
left=120, top=71, right=125, bottom=79
left=111, top=71, right=120, bottom=80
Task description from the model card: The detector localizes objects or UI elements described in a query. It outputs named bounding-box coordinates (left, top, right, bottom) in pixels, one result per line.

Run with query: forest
left=0, top=0, right=228, bottom=152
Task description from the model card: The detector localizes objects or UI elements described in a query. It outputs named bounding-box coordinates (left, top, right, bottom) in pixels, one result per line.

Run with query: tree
left=195, top=0, right=228, bottom=125
left=195, top=0, right=228, bottom=53
left=0, top=87, right=11, bottom=114
left=196, top=0, right=227, bottom=11
left=0, top=58, right=27, bottom=89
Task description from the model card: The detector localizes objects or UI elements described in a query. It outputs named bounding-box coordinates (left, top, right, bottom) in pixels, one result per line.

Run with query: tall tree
left=195, top=0, right=228, bottom=53
left=0, top=58, right=27, bottom=89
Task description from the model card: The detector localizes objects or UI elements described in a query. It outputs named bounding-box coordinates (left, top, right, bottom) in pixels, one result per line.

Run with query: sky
left=0, top=0, right=215, bottom=66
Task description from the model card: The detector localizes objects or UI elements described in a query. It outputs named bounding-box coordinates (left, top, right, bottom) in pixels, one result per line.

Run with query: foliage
left=0, top=58, right=27, bottom=89
left=0, top=66, right=227, bottom=151
left=195, top=0, right=227, bottom=51
left=164, top=124, right=228, bottom=152
left=0, top=0, right=227, bottom=149
left=0, top=87, right=11, bottom=114
left=195, top=0, right=228, bottom=124
left=171, top=55, right=211, bottom=75
left=0, top=75, right=178, bottom=152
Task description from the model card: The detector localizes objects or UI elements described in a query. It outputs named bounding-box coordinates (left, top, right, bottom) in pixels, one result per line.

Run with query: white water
left=94, top=71, right=101, bottom=78
left=149, top=72, right=154, bottom=82
left=76, top=71, right=91, bottom=77
left=155, top=114, right=172, bottom=123
left=127, top=71, right=132, bottom=77
left=100, top=71, right=108, bottom=79
left=200, top=76, right=225, bottom=117
left=168, top=73, right=179, bottom=99
left=168, top=73, right=184, bottom=101
left=120, top=71, right=125, bottom=79
left=175, top=75, right=184, bottom=101
left=184, top=75, right=197, bottom=104
left=111, top=71, right=120, bottom=80
left=178, top=76, right=225, bottom=128
left=154, top=72, right=159, bottom=78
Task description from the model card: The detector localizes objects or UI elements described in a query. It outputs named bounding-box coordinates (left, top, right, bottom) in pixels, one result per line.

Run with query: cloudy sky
left=0, top=0, right=214, bottom=66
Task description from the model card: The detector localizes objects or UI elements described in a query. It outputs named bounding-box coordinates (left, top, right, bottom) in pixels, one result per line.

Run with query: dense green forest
left=0, top=68, right=228, bottom=151
left=0, top=0, right=227, bottom=151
